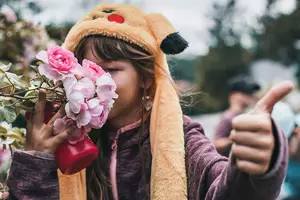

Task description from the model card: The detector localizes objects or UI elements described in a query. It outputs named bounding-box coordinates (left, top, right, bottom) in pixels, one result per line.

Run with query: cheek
left=111, top=71, right=141, bottom=104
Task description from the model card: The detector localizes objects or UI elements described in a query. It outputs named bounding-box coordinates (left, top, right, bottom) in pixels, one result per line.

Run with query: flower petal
left=87, top=98, right=100, bottom=109
left=63, top=76, right=77, bottom=98
left=65, top=103, right=76, bottom=120
left=76, top=110, right=91, bottom=127
left=90, top=104, right=104, bottom=117
left=69, top=91, right=84, bottom=114
left=73, top=77, right=95, bottom=99
left=38, top=64, right=61, bottom=80
left=36, top=50, right=49, bottom=64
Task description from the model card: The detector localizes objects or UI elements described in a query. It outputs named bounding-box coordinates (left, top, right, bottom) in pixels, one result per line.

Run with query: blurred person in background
left=213, top=75, right=261, bottom=157
left=272, top=102, right=300, bottom=200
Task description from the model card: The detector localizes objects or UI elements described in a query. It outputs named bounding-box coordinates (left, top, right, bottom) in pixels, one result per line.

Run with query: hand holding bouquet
left=0, top=46, right=118, bottom=174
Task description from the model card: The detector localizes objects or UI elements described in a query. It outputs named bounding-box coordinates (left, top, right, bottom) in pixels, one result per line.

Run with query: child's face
left=84, top=49, right=143, bottom=127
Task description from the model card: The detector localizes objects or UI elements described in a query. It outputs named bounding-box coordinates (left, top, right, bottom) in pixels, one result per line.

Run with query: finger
left=47, top=104, right=66, bottom=127
left=232, top=113, right=271, bottom=132
left=51, top=127, right=74, bottom=147
left=255, top=81, right=294, bottom=114
left=2, top=192, right=9, bottom=199
left=26, top=117, right=33, bottom=132
left=33, top=90, right=47, bottom=126
left=231, top=144, right=271, bottom=163
left=230, top=130, right=274, bottom=149
left=236, top=159, right=269, bottom=175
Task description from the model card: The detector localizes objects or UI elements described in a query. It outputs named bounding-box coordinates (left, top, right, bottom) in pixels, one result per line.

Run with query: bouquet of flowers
left=0, top=46, right=118, bottom=174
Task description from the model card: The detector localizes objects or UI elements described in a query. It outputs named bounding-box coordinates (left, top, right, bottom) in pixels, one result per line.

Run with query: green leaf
left=16, top=100, right=35, bottom=111
left=30, top=65, right=39, bottom=73
left=6, top=73, right=30, bottom=88
left=0, top=100, right=12, bottom=106
left=24, top=90, right=37, bottom=98
left=30, top=79, right=42, bottom=87
left=0, top=62, right=11, bottom=72
left=0, top=106, right=17, bottom=123
left=19, top=76, right=31, bottom=88
left=15, top=107, right=20, bottom=116
left=0, top=70, right=4, bottom=81
left=0, top=126, right=7, bottom=134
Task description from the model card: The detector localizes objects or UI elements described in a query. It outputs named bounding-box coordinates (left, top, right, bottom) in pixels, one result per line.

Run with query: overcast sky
left=23, top=0, right=297, bottom=56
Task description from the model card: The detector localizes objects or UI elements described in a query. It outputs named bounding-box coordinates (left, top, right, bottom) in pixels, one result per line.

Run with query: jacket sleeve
left=7, top=151, right=59, bottom=200
left=184, top=116, right=287, bottom=200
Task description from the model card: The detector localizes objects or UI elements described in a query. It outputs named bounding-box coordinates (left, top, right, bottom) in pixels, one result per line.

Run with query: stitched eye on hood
left=103, top=9, right=114, bottom=13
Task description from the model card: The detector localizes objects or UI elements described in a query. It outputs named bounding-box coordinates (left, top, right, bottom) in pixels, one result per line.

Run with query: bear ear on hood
left=145, top=13, right=188, bottom=55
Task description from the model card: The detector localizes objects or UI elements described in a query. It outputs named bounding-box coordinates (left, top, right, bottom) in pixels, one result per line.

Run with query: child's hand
left=25, top=90, right=73, bottom=154
left=230, top=81, right=294, bottom=175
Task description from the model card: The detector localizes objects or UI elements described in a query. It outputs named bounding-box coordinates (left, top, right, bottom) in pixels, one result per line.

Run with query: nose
left=108, top=14, right=125, bottom=24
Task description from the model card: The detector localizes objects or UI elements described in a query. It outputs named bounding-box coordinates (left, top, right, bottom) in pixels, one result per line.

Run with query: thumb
left=255, top=81, right=294, bottom=114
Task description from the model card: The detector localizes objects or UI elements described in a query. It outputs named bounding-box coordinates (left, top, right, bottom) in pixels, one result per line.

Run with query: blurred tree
left=253, top=0, right=300, bottom=83
left=168, top=57, right=197, bottom=82
left=45, top=23, right=73, bottom=45
left=194, top=0, right=251, bottom=114
left=0, top=0, right=42, bottom=19
left=0, top=8, right=51, bottom=75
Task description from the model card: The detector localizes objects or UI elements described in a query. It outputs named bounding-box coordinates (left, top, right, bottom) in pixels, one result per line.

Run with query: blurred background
left=1, top=0, right=300, bottom=197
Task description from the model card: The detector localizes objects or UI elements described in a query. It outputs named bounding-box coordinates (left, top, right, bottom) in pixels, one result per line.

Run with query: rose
left=63, top=76, right=96, bottom=114
left=63, top=74, right=116, bottom=130
left=50, top=56, right=118, bottom=144
left=87, top=99, right=109, bottom=129
left=63, top=76, right=96, bottom=127
left=65, top=98, right=109, bottom=129
left=89, top=105, right=109, bottom=129
left=62, top=76, right=110, bottom=130
left=78, top=59, right=106, bottom=83
left=96, top=73, right=118, bottom=108
left=55, top=99, right=109, bottom=144
left=36, top=46, right=79, bottom=81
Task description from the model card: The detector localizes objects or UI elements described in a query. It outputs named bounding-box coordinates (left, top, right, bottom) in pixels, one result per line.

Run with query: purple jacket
left=7, top=116, right=287, bottom=200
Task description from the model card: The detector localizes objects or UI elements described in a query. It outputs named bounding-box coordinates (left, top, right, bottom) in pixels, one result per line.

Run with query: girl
left=6, top=3, right=292, bottom=200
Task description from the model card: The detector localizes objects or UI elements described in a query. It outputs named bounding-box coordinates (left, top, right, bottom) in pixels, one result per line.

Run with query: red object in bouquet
left=25, top=102, right=98, bottom=175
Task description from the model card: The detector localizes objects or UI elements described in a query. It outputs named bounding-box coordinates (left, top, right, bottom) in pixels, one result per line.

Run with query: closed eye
left=106, top=68, right=119, bottom=73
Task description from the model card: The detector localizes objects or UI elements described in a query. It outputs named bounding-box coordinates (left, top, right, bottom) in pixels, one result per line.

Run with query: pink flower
left=63, top=76, right=96, bottom=127
left=63, top=76, right=109, bottom=129
left=63, top=75, right=116, bottom=130
left=0, top=147, right=10, bottom=167
left=65, top=97, right=109, bottom=129
left=36, top=46, right=80, bottom=81
left=96, top=73, right=118, bottom=108
left=89, top=105, right=109, bottom=129
left=0, top=5, right=17, bottom=23
left=78, top=59, right=106, bottom=83
left=52, top=60, right=118, bottom=137
left=53, top=116, right=86, bottom=144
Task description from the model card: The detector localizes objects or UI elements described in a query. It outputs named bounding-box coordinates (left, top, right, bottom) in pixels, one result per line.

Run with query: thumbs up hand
left=229, top=81, right=294, bottom=175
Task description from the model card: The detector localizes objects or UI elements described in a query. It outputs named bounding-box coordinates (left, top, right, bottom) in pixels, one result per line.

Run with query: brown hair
left=74, top=35, right=155, bottom=200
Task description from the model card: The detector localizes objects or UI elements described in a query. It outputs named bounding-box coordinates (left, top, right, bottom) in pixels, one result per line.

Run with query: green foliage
left=168, top=57, right=198, bottom=81
left=45, top=23, right=73, bottom=45
left=253, top=2, right=300, bottom=84
left=195, top=43, right=250, bottom=113
left=0, top=105, right=16, bottom=123
left=193, top=0, right=251, bottom=114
